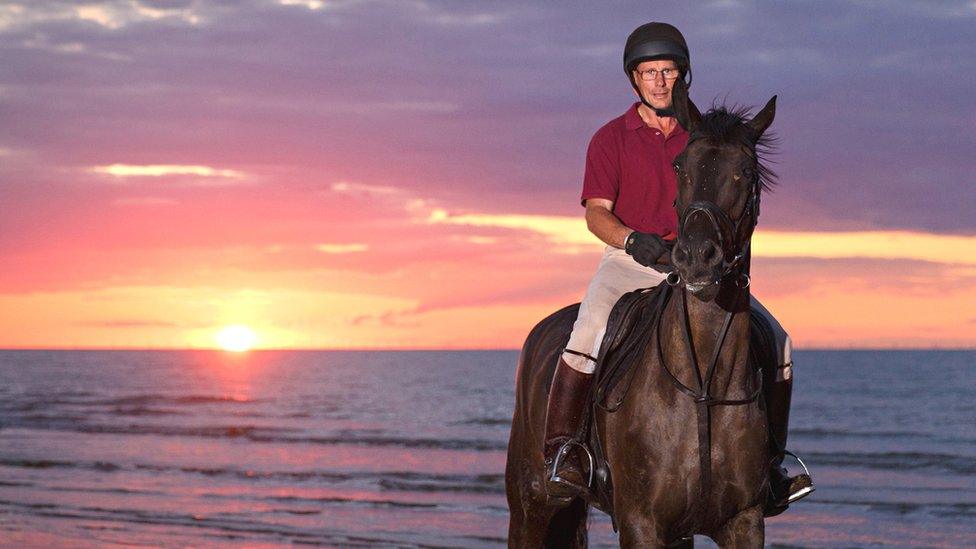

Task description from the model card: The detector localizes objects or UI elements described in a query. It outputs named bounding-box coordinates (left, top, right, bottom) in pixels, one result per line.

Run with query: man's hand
left=625, top=232, right=673, bottom=269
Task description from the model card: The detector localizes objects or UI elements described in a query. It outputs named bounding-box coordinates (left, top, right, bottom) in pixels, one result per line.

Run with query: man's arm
left=584, top=198, right=632, bottom=248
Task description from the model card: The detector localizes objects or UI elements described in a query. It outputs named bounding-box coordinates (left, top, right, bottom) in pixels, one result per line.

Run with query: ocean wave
left=0, top=458, right=122, bottom=473
left=86, top=424, right=301, bottom=440
left=4, top=393, right=262, bottom=410
left=0, top=497, right=499, bottom=547
left=794, top=427, right=976, bottom=445
left=2, top=394, right=346, bottom=423
left=270, top=507, right=321, bottom=515
left=378, top=472, right=505, bottom=494
left=455, top=418, right=512, bottom=426
left=0, top=419, right=507, bottom=450
left=810, top=498, right=976, bottom=518
left=107, top=406, right=188, bottom=417
left=807, top=451, right=976, bottom=475
left=163, top=465, right=506, bottom=494
left=265, top=494, right=440, bottom=509
left=0, top=457, right=505, bottom=494
left=294, top=434, right=506, bottom=451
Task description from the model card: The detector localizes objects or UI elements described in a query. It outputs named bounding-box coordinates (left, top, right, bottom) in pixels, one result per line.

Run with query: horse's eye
left=742, top=167, right=755, bottom=180
left=673, top=163, right=681, bottom=173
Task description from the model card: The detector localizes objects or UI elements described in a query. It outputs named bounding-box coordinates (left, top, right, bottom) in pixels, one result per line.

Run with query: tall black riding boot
left=543, top=357, right=594, bottom=505
left=764, top=363, right=814, bottom=516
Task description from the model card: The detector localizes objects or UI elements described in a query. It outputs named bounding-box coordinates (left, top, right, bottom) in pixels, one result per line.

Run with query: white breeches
left=563, top=246, right=792, bottom=375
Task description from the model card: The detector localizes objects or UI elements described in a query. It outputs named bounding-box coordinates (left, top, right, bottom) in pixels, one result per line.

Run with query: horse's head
left=669, top=80, right=777, bottom=302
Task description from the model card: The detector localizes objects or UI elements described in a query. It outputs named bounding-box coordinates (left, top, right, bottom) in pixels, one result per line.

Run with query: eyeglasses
left=634, top=68, right=681, bottom=81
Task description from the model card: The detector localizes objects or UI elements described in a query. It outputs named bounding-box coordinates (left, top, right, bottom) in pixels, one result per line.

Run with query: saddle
left=577, top=283, right=780, bottom=528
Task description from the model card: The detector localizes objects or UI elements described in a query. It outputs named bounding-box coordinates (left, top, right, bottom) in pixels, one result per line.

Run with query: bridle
left=668, top=138, right=762, bottom=289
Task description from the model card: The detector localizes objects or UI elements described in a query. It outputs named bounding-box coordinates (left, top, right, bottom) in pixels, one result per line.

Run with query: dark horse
left=506, top=81, right=778, bottom=548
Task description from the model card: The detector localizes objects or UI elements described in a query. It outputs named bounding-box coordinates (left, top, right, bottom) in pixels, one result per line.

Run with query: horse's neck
left=662, top=287, right=751, bottom=394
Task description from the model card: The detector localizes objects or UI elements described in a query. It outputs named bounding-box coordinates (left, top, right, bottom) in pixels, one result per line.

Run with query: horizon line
left=1, top=346, right=974, bottom=352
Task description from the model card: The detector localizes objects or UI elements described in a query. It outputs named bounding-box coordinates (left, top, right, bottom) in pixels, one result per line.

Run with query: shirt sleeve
left=580, top=125, right=620, bottom=206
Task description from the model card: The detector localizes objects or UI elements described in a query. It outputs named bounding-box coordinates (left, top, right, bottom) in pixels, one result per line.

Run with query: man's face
left=632, top=59, right=680, bottom=111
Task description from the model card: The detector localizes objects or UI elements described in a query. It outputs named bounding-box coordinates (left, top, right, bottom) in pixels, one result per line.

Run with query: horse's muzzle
left=672, top=233, right=725, bottom=301
left=672, top=204, right=730, bottom=300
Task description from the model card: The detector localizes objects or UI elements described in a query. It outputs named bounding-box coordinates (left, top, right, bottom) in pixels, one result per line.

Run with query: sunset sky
left=1, top=0, right=974, bottom=349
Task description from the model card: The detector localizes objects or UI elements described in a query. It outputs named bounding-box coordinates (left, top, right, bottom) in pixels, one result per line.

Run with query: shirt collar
left=624, top=102, right=689, bottom=137
left=624, top=102, right=644, bottom=130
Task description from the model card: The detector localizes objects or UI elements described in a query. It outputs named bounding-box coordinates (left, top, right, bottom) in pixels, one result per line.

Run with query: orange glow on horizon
left=0, top=220, right=972, bottom=350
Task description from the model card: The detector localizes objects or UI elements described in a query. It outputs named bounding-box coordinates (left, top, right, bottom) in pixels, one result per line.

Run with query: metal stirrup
left=783, top=449, right=815, bottom=503
left=784, top=449, right=813, bottom=478
left=549, top=438, right=596, bottom=489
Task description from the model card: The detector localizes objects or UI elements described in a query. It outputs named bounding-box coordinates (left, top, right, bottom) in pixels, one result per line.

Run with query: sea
left=0, top=350, right=973, bottom=548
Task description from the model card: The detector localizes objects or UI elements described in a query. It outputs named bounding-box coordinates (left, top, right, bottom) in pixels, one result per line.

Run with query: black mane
left=698, top=105, right=778, bottom=192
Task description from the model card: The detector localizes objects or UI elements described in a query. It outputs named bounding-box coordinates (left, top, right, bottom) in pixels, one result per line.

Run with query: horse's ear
left=748, top=95, right=777, bottom=138
left=671, top=79, right=701, bottom=132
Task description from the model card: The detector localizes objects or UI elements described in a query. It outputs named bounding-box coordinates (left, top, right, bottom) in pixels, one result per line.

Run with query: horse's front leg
left=617, top=510, right=689, bottom=549
left=617, top=518, right=665, bottom=548
left=712, top=504, right=763, bottom=548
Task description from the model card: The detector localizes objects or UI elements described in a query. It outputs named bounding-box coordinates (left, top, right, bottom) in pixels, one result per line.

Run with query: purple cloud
left=0, top=0, right=973, bottom=246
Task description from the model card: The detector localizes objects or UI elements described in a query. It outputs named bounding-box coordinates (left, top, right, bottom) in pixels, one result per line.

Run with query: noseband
left=676, top=165, right=762, bottom=283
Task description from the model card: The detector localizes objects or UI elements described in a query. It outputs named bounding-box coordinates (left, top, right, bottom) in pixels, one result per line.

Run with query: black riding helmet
left=623, top=22, right=691, bottom=114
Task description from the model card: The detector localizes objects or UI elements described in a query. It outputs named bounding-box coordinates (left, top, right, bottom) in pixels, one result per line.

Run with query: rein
left=655, top=288, right=761, bottom=521
left=661, top=173, right=764, bottom=526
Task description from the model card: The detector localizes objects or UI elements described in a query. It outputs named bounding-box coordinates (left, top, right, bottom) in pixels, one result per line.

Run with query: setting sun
left=215, top=325, right=258, bottom=352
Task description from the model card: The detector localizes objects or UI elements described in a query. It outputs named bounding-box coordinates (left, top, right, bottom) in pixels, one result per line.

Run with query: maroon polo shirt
left=581, top=102, right=689, bottom=239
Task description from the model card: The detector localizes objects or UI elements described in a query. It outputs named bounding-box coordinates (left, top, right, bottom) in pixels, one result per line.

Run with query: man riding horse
left=543, top=21, right=814, bottom=511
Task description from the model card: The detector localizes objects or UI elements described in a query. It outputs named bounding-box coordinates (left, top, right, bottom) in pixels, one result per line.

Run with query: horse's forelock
left=697, top=105, right=779, bottom=192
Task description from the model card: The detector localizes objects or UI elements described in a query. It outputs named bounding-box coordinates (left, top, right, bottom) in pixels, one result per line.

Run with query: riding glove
left=625, top=231, right=673, bottom=270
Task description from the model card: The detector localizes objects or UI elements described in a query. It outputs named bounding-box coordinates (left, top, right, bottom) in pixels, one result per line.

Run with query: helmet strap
left=652, top=105, right=677, bottom=118
left=630, top=76, right=677, bottom=118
